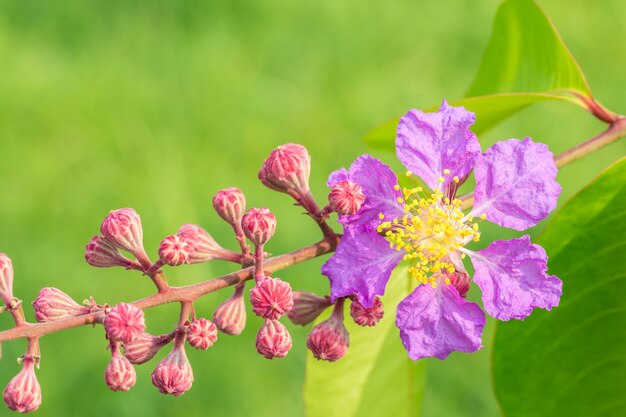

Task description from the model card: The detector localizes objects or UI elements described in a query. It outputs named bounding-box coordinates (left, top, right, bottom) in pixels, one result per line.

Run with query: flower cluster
left=322, top=101, right=563, bottom=359
left=0, top=103, right=566, bottom=413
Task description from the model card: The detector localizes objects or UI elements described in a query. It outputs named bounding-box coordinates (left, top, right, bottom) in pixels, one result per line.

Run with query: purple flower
left=322, top=100, right=563, bottom=360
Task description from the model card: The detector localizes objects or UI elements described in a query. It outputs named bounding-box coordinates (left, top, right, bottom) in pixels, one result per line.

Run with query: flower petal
left=396, top=281, right=486, bottom=360
left=472, top=137, right=561, bottom=231
left=471, top=235, right=562, bottom=321
left=395, top=100, right=481, bottom=191
left=327, top=155, right=404, bottom=227
left=322, top=225, right=404, bottom=308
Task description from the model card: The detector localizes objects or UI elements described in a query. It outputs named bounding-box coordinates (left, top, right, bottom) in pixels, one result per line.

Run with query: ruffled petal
left=322, top=225, right=404, bottom=308
left=471, top=235, right=562, bottom=321
left=472, top=137, right=561, bottom=231
left=395, top=100, right=481, bottom=191
left=327, top=155, right=404, bottom=227
left=396, top=281, right=486, bottom=360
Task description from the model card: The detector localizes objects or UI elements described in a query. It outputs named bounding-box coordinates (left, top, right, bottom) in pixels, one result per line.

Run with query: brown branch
left=460, top=116, right=626, bottom=210
left=0, top=236, right=340, bottom=343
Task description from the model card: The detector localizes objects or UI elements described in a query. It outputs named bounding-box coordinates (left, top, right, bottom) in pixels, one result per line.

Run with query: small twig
left=0, top=236, right=339, bottom=343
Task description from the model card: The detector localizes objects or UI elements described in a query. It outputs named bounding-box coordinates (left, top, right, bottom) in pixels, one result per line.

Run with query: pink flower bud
left=448, top=270, right=470, bottom=298
left=307, top=301, right=349, bottom=362
left=0, top=254, right=14, bottom=305
left=123, top=332, right=174, bottom=365
left=328, top=180, right=366, bottom=216
left=242, top=208, right=276, bottom=246
left=258, top=143, right=311, bottom=195
left=287, top=291, right=332, bottom=326
left=187, top=318, right=218, bottom=350
left=100, top=208, right=146, bottom=257
left=177, top=224, right=230, bottom=263
left=250, top=278, right=293, bottom=320
left=349, top=296, right=384, bottom=327
left=212, top=188, right=246, bottom=227
left=151, top=336, right=194, bottom=396
left=32, top=287, right=90, bottom=322
left=105, top=345, right=137, bottom=392
left=104, top=303, right=146, bottom=343
left=256, top=319, right=292, bottom=359
left=3, top=358, right=42, bottom=413
left=85, top=235, right=136, bottom=269
left=212, top=286, right=247, bottom=335
left=158, top=235, right=192, bottom=266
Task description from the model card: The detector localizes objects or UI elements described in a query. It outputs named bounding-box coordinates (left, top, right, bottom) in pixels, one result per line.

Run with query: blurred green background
left=0, top=1, right=624, bottom=416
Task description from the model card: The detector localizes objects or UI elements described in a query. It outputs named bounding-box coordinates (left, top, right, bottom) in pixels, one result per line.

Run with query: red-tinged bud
left=100, top=208, right=147, bottom=258
left=307, top=300, right=349, bottom=362
left=105, top=343, right=136, bottom=392
left=3, top=358, right=42, bottom=413
left=350, top=296, right=384, bottom=327
left=151, top=335, right=194, bottom=396
left=242, top=208, right=276, bottom=246
left=177, top=224, right=234, bottom=264
left=212, top=286, right=246, bottom=335
left=85, top=235, right=138, bottom=269
left=256, top=319, right=292, bottom=359
left=158, top=235, right=192, bottom=266
left=104, top=303, right=146, bottom=343
left=250, top=278, right=293, bottom=320
left=287, top=291, right=332, bottom=326
left=258, top=144, right=311, bottom=195
left=448, top=270, right=470, bottom=298
left=187, top=318, right=218, bottom=350
left=0, top=254, right=14, bottom=305
left=123, top=332, right=175, bottom=365
left=32, top=287, right=90, bottom=322
left=212, top=188, right=246, bottom=227
left=328, top=180, right=366, bottom=216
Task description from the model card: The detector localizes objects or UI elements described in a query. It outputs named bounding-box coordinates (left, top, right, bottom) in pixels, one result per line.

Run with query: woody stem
left=0, top=236, right=340, bottom=343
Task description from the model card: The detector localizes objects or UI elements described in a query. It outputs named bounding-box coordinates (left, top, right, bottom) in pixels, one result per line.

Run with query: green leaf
left=365, top=0, right=595, bottom=151
left=466, top=0, right=590, bottom=99
left=304, top=265, right=425, bottom=417
left=491, top=157, right=626, bottom=417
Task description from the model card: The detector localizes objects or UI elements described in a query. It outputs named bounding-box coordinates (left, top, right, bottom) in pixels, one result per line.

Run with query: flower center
left=377, top=172, right=482, bottom=287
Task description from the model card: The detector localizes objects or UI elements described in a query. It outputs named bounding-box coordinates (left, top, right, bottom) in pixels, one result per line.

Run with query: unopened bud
left=0, top=254, right=14, bottom=305
left=212, top=286, right=247, bottom=335
left=104, top=303, right=146, bottom=343
left=85, top=235, right=136, bottom=269
left=258, top=144, right=311, bottom=195
left=177, top=224, right=232, bottom=263
left=151, top=336, right=194, bottom=396
left=187, top=318, right=218, bottom=350
left=32, top=287, right=90, bottom=322
left=3, top=358, right=42, bottom=413
left=242, top=208, right=276, bottom=246
left=448, top=270, right=470, bottom=298
left=212, top=188, right=246, bottom=227
left=123, top=332, right=175, bottom=365
left=100, top=208, right=146, bottom=258
left=350, top=296, right=384, bottom=327
left=307, top=301, right=349, bottom=362
left=105, top=344, right=137, bottom=392
left=256, top=319, right=292, bottom=359
left=250, top=278, right=293, bottom=320
left=158, top=235, right=192, bottom=266
left=328, top=180, right=365, bottom=216
left=287, top=291, right=332, bottom=326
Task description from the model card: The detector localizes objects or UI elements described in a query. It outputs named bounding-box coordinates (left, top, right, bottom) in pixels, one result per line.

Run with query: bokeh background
left=0, top=1, right=624, bottom=416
